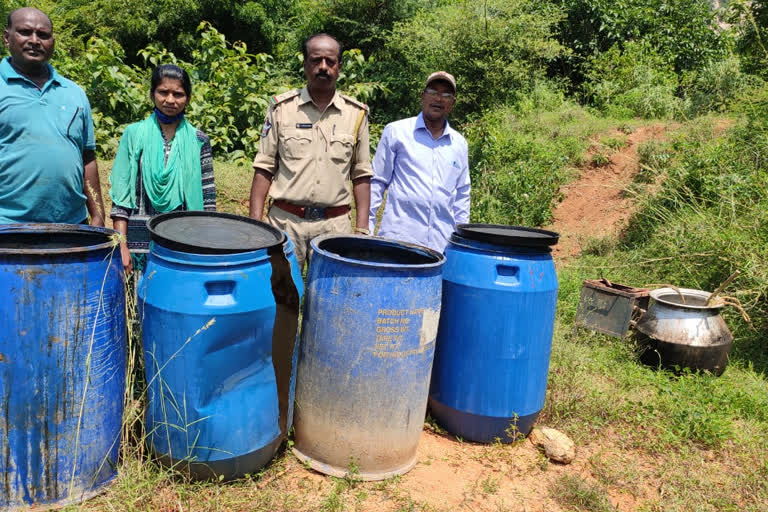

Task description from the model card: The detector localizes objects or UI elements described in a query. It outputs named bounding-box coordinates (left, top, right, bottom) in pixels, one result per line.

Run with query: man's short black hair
left=302, top=33, right=342, bottom=64
left=6, top=7, right=54, bottom=31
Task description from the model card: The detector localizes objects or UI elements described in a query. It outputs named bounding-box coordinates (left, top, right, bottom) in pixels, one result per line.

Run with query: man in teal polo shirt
left=0, top=7, right=105, bottom=225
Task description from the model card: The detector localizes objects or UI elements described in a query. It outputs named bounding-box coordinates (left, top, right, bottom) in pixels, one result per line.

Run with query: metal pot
left=634, top=287, right=733, bottom=376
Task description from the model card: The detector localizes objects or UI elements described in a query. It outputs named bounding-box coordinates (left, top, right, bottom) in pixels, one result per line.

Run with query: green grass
left=591, top=150, right=612, bottom=167
left=600, top=134, right=628, bottom=150
left=211, top=160, right=254, bottom=216
left=479, top=475, right=501, bottom=496
left=635, top=139, right=673, bottom=183
left=550, top=475, right=615, bottom=512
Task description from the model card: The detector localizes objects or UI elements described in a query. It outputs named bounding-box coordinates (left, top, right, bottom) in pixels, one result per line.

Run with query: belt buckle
left=305, top=206, right=325, bottom=220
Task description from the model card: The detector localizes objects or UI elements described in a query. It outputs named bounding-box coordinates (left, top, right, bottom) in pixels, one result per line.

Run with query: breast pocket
left=436, top=158, right=461, bottom=209
left=58, top=105, right=84, bottom=148
left=281, top=129, right=313, bottom=160
left=329, top=134, right=355, bottom=165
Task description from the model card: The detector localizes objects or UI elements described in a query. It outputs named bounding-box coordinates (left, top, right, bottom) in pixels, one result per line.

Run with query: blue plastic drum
left=0, top=224, right=126, bottom=510
left=138, top=212, right=303, bottom=479
left=293, top=235, right=445, bottom=480
left=429, top=225, right=559, bottom=443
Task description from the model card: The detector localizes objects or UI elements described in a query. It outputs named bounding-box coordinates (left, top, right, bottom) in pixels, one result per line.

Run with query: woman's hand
left=120, top=241, right=133, bottom=275
left=112, top=217, right=133, bottom=275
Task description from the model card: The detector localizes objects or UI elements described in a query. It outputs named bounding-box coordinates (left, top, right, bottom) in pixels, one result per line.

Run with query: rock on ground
left=529, top=427, right=576, bottom=464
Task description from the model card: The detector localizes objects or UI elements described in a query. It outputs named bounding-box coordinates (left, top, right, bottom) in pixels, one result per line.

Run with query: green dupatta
left=109, top=113, right=204, bottom=212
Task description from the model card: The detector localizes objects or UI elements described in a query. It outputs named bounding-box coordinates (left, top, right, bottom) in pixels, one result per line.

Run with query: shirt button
left=316, top=180, right=320, bottom=184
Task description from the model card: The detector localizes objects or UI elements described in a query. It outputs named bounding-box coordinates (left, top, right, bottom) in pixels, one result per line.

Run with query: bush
left=582, top=41, right=684, bottom=119
left=635, top=139, right=673, bottom=183
left=684, top=55, right=759, bottom=115
left=556, top=0, right=730, bottom=87
left=290, top=0, right=424, bottom=62
left=380, top=0, right=565, bottom=124
left=731, top=0, right=768, bottom=78
left=53, top=0, right=303, bottom=64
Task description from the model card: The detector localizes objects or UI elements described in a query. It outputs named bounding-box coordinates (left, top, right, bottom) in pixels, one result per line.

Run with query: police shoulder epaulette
left=269, top=89, right=300, bottom=106
left=341, top=94, right=369, bottom=112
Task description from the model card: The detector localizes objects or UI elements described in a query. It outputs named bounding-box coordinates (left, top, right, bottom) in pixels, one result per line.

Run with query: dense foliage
left=731, top=0, right=768, bottom=77
left=554, top=0, right=729, bottom=81
left=379, top=0, right=565, bottom=122
left=47, top=0, right=301, bottom=62
left=1, top=0, right=766, bottom=225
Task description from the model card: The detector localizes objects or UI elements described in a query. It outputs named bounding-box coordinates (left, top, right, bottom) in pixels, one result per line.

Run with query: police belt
left=273, top=200, right=351, bottom=220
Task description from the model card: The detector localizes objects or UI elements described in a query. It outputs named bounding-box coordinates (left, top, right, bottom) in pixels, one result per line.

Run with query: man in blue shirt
left=368, top=71, right=470, bottom=252
left=0, top=7, right=105, bottom=225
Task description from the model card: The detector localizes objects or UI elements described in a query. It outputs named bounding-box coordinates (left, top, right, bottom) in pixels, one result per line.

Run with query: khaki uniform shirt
left=252, top=87, right=373, bottom=207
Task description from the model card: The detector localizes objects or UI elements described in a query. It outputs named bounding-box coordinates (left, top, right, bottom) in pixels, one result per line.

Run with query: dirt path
left=548, top=124, right=668, bottom=263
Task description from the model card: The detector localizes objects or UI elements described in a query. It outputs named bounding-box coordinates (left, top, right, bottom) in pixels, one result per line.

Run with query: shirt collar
left=0, top=57, right=62, bottom=88
left=299, top=86, right=343, bottom=111
left=415, top=112, right=453, bottom=141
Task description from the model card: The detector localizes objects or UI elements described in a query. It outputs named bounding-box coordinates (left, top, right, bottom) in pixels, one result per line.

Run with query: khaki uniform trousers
left=267, top=205, right=352, bottom=271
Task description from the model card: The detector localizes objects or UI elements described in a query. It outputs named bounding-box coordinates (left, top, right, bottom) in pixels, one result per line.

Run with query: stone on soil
left=529, top=427, right=575, bottom=464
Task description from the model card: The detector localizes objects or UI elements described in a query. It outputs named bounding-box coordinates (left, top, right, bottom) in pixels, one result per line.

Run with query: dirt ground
left=257, top=428, right=663, bottom=512
left=547, top=124, right=668, bottom=263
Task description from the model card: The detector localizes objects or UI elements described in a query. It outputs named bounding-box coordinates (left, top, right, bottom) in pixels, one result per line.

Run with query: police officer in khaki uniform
left=249, top=33, right=372, bottom=270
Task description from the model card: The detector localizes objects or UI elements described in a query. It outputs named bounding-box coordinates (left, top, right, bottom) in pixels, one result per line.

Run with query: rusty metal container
left=575, top=279, right=650, bottom=338
left=634, top=287, right=733, bottom=375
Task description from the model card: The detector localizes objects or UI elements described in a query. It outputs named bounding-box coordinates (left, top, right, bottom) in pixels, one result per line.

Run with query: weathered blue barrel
left=293, top=235, right=444, bottom=480
left=138, top=212, right=303, bottom=480
left=429, top=225, right=559, bottom=443
left=0, top=224, right=126, bottom=510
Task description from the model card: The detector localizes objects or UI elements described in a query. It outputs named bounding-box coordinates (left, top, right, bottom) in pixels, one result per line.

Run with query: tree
left=380, top=0, right=565, bottom=123
left=291, top=0, right=424, bottom=58
left=731, top=0, right=768, bottom=77
left=552, top=0, right=729, bottom=87
left=52, top=0, right=302, bottom=63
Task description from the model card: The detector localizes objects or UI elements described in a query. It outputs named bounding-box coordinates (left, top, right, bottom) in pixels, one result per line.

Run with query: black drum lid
left=147, top=211, right=285, bottom=254
left=455, top=224, right=559, bottom=248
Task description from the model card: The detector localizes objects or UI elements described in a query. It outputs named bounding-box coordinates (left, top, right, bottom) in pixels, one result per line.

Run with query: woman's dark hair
left=150, top=64, right=192, bottom=99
